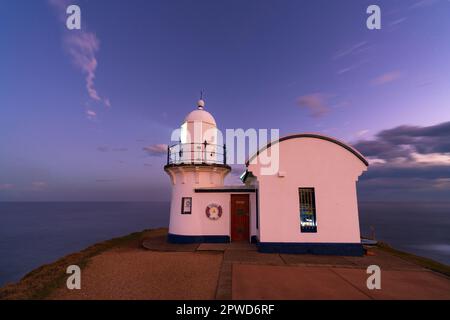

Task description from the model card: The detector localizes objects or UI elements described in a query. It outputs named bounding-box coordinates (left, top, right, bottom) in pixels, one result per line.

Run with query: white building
left=164, top=99, right=368, bottom=256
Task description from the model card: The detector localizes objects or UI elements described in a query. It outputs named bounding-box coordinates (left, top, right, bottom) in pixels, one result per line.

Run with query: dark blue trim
left=250, top=235, right=259, bottom=244
left=194, top=188, right=255, bottom=193
left=257, top=242, right=364, bottom=256
left=167, top=233, right=230, bottom=244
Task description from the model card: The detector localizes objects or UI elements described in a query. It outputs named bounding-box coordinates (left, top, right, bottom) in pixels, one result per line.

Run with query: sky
left=0, top=0, right=449, bottom=201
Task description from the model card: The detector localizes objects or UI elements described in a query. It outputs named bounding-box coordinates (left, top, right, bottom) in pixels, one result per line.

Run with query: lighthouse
left=164, top=98, right=233, bottom=243
left=163, top=97, right=367, bottom=254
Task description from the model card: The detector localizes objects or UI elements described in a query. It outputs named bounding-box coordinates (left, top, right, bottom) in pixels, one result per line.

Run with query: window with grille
left=299, top=188, right=317, bottom=233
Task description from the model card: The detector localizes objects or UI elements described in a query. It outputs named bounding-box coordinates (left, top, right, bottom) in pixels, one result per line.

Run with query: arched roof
left=245, top=133, right=369, bottom=167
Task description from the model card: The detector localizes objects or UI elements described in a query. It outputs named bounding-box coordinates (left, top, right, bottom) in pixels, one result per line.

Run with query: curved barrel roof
left=246, top=133, right=369, bottom=167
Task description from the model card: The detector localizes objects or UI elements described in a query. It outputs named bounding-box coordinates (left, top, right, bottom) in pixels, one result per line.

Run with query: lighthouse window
left=299, top=188, right=317, bottom=233
left=181, top=197, right=192, bottom=214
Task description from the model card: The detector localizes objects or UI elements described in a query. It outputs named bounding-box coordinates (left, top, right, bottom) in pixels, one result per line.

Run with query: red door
left=231, top=194, right=250, bottom=242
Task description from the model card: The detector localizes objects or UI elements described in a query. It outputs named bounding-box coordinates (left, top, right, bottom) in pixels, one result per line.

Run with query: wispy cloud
left=433, top=178, right=450, bottom=189
left=371, top=71, right=402, bottom=86
left=297, top=93, right=331, bottom=118
left=65, top=32, right=102, bottom=102
left=0, top=184, right=14, bottom=191
left=95, top=179, right=117, bottom=183
left=96, top=146, right=128, bottom=152
left=389, top=17, right=407, bottom=27
left=48, top=0, right=111, bottom=116
left=333, top=41, right=368, bottom=60
left=337, top=65, right=358, bottom=75
left=337, top=60, right=368, bottom=75
left=143, top=144, right=168, bottom=156
left=356, top=129, right=370, bottom=138
left=31, top=181, right=48, bottom=190
left=410, top=0, right=440, bottom=9
left=86, top=109, right=97, bottom=120
left=412, top=152, right=450, bottom=165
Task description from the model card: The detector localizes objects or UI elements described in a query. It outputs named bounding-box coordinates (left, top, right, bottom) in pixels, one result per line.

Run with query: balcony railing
left=166, top=142, right=227, bottom=166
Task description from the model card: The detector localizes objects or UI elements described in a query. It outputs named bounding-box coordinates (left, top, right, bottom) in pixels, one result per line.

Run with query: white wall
left=166, top=167, right=256, bottom=239
left=248, top=137, right=367, bottom=244
left=169, top=191, right=231, bottom=236
left=167, top=168, right=227, bottom=236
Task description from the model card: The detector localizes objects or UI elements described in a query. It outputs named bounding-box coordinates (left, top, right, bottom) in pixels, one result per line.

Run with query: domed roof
left=183, top=100, right=216, bottom=126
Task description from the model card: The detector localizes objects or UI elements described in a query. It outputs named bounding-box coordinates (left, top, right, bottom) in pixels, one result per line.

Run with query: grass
left=377, top=241, right=450, bottom=277
left=0, top=228, right=166, bottom=300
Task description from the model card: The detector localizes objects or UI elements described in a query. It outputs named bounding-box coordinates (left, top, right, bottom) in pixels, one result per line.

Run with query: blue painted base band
left=257, top=242, right=364, bottom=256
left=167, top=233, right=230, bottom=244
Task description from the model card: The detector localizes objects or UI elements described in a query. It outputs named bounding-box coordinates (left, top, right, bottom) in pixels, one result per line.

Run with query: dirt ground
left=51, top=248, right=222, bottom=300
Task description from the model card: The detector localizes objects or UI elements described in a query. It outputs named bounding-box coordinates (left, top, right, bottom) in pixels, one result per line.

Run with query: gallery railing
left=166, top=142, right=227, bottom=165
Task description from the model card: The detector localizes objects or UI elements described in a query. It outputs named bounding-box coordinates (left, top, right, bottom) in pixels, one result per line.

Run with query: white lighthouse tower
left=164, top=98, right=232, bottom=243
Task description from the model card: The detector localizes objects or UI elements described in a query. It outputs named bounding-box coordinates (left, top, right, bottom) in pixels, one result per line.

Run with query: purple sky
left=1, top=0, right=450, bottom=201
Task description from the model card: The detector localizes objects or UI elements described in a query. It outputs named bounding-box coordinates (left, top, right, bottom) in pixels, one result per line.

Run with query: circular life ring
left=206, top=204, right=222, bottom=220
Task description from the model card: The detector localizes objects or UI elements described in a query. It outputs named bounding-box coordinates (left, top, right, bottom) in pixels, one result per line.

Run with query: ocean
left=0, top=201, right=449, bottom=287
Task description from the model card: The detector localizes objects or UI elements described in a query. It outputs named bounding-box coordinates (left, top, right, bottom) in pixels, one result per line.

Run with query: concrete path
left=142, top=236, right=450, bottom=300
left=232, top=264, right=450, bottom=300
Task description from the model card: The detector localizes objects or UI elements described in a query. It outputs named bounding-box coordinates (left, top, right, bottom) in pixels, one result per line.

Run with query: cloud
left=48, top=0, right=70, bottom=10
left=337, top=64, right=359, bottom=75
left=367, top=158, right=386, bottom=165
left=433, top=178, right=450, bottom=189
left=353, top=121, right=450, bottom=199
left=410, top=0, right=440, bottom=9
left=371, top=71, right=402, bottom=86
left=355, top=129, right=370, bottom=138
left=65, top=32, right=102, bottom=101
left=97, top=146, right=109, bottom=152
left=97, top=146, right=128, bottom=152
left=333, top=41, right=368, bottom=60
left=48, top=0, right=110, bottom=108
left=297, top=93, right=330, bottom=118
left=0, top=184, right=14, bottom=191
left=389, top=17, right=407, bottom=27
left=353, top=121, right=450, bottom=163
left=143, top=144, right=168, bottom=156
left=31, top=181, right=48, bottom=190
left=95, top=179, right=117, bottom=183
left=86, top=109, right=97, bottom=120
left=411, top=152, right=450, bottom=165
left=337, top=59, right=369, bottom=75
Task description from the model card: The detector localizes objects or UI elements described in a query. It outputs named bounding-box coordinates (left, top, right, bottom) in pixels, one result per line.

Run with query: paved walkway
left=142, top=235, right=450, bottom=300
